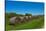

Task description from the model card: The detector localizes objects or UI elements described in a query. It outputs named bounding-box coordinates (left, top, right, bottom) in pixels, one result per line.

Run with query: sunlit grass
left=6, top=16, right=44, bottom=30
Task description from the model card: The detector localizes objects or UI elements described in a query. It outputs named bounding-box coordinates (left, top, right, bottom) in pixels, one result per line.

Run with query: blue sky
left=6, top=1, right=44, bottom=15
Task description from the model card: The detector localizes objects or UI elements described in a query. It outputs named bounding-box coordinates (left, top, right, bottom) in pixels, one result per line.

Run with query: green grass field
left=6, top=16, right=44, bottom=31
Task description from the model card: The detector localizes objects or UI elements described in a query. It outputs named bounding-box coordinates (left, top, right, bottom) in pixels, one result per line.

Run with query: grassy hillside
left=5, top=14, right=44, bottom=31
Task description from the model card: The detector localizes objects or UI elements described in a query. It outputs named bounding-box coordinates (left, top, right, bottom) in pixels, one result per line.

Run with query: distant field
left=5, top=15, right=44, bottom=31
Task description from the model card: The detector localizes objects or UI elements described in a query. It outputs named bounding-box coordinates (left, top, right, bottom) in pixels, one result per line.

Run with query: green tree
left=25, top=13, right=32, bottom=16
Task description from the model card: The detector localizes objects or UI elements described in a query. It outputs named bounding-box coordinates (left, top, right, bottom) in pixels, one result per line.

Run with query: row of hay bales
left=9, top=16, right=32, bottom=25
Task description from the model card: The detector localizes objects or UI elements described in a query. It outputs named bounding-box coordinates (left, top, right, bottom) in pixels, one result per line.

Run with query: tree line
left=5, top=13, right=32, bottom=18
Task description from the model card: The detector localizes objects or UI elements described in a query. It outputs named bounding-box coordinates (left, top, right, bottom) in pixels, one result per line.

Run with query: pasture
left=5, top=14, right=44, bottom=31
